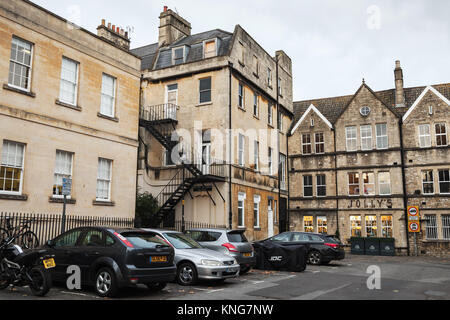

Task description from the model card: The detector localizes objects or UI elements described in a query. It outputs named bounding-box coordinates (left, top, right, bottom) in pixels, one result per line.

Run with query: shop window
left=365, top=216, right=378, bottom=237
left=350, top=216, right=362, bottom=237
left=317, top=216, right=328, bottom=234
left=381, top=216, right=393, bottom=238
left=304, top=216, right=314, bottom=233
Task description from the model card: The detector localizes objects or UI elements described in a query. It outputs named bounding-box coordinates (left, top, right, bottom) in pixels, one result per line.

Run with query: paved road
left=1, top=254, right=450, bottom=300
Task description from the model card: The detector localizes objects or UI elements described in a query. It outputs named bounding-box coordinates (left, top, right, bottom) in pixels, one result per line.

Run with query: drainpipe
left=399, top=118, right=411, bottom=256
left=228, top=63, right=233, bottom=229
left=333, top=127, right=340, bottom=238
left=275, top=55, right=283, bottom=231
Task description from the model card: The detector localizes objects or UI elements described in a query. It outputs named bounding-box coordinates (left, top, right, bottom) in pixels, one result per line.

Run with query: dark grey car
left=185, top=228, right=256, bottom=274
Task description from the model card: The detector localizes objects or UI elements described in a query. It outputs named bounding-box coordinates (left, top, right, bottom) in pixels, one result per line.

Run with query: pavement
left=1, top=254, right=450, bottom=300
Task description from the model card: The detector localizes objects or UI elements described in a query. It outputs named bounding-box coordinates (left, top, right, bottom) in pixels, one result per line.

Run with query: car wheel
left=146, top=282, right=167, bottom=292
left=95, top=267, right=119, bottom=298
left=307, top=251, right=322, bottom=265
left=29, top=266, right=52, bottom=297
left=177, top=262, right=198, bottom=286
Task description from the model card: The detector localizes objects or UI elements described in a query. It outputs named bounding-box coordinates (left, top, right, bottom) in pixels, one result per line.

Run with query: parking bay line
left=292, top=283, right=352, bottom=300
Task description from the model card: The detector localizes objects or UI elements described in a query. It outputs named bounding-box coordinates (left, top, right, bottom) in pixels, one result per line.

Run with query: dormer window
left=203, top=39, right=217, bottom=59
left=172, top=46, right=186, bottom=65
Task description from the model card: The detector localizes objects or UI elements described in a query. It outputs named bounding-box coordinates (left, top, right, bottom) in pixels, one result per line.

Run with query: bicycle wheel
left=0, top=228, right=9, bottom=243
left=21, top=231, right=39, bottom=249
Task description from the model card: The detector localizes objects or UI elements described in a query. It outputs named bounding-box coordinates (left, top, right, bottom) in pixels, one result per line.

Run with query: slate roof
left=292, top=83, right=450, bottom=131
left=131, top=29, right=233, bottom=71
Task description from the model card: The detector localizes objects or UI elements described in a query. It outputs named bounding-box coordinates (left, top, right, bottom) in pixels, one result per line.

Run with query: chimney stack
left=97, top=19, right=131, bottom=51
left=158, top=7, right=191, bottom=47
left=394, top=60, right=405, bottom=108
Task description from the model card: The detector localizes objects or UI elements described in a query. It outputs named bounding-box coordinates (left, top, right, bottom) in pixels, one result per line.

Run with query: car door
left=306, top=234, right=326, bottom=252
left=76, top=228, right=107, bottom=284
left=48, top=228, right=84, bottom=282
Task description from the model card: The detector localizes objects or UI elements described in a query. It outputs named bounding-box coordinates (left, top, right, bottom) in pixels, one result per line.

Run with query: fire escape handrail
left=140, top=103, right=179, bottom=122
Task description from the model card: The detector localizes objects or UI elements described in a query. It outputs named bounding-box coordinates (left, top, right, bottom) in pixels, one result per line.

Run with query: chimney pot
left=108, top=22, right=111, bottom=29
left=164, top=6, right=168, bottom=12
left=101, top=19, right=106, bottom=26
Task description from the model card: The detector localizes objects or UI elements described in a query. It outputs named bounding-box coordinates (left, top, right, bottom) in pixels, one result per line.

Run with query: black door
left=279, top=198, right=288, bottom=233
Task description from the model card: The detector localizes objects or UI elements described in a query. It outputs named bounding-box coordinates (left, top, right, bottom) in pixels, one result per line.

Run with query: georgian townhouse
left=289, top=61, right=450, bottom=257
left=0, top=0, right=141, bottom=218
left=133, top=7, right=293, bottom=240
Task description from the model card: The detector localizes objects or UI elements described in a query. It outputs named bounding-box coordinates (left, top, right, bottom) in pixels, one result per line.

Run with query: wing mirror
left=46, top=240, right=55, bottom=247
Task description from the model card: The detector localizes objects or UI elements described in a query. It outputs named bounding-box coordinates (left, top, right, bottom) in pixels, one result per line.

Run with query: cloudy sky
left=33, top=0, right=449, bottom=101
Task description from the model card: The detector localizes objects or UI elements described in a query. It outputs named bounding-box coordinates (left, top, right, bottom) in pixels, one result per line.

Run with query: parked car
left=144, top=229, right=240, bottom=286
left=185, top=228, right=256, bottom=274
left=254, top=232, right=345, bottom=265
left=42, top=227, right=176, bottom=297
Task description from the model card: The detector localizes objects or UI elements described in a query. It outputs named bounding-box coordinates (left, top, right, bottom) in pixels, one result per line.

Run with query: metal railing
left=159, top=220, right=227, bottom=231
left=140, top=103, right=178, bottom=122
left=0, top=212, right=135, bottom=245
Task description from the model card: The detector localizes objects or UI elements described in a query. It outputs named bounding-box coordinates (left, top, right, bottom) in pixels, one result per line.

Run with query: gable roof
left=290, top=104, right=333, bottom=135
left=402, top=85, right=450, bottom=122
left=292, top=83, right=450, bottom=129
left=131, top=29, right=233, bottom=71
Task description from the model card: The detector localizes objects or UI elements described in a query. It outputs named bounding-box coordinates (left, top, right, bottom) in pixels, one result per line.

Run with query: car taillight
left=325, top=243, right=339, bottom=249
left=114, top=232, right=134, bottom=248
left=222, top=243, right=239, bottom=253
left=156, top=235, right=174, bottom=248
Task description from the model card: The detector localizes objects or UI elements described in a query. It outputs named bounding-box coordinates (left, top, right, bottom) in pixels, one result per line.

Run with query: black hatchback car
left=42, top=227, right=176, bottom=297
left=255, top=232, right=345, bottom=265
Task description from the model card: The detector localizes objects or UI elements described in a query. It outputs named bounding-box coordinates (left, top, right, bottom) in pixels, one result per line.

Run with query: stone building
left=133, top=7, right=293, bottom=240
left=289, top=61, right=450, bottom=257
left=0, top=0, right=141, bottom=218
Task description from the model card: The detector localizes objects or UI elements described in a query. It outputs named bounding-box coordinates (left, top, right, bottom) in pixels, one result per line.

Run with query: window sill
left=238, top=61, right=245, bottom=68
left=254, top=227, right=262, bottom=231
left=238, top=106, right=246, bottom=112
left=268, top=85, right=273, bottom=90
left=3, top=84, right=36, bottom=98
left=49, top=197, right=76, bottom=204
left=0, top=194, right=28, bottom=201
left=55, top=99, right=82, bottom=112
left=196, top=102, right=213, bottom=107
left=253, top=73, right=259, bottom=79
left=93, top=200, right=115, bottom=207
left=97, top=113, right=119, bottom=122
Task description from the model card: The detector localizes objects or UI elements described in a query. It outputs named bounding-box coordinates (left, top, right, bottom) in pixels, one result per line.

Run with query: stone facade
left=0, top=0, right=141, bottom=218
left=289, top=62, right=450, bottom=257
left=134, top=8, right=293, bottom=241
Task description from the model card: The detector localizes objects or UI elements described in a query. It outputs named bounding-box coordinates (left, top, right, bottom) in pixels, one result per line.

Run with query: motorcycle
left=0, top=237, right=55, bottom=296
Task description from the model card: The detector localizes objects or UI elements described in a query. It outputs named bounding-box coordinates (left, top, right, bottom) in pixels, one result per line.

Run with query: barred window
left=422, top=170, right=434, bottom=195
left=97, top=158, right=112, bottom=201
left=53, top=151, right=73, bottom=197
left=59, top=57, right=79, bottom=105
left=100, top=73, right=116, bottom=117
left=0, top=141, right=25, bottom=194
left=425, top=215, right=438, bottom=240
left=442, top=215, right=450, bottom=240
left=435, top=123, right=448, bottom=147
left=9, top=37, right=33, bottom=91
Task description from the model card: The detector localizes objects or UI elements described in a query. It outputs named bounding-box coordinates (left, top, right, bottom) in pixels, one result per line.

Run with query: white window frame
left=238, top=83, right=245, bottom=109
left=317, top=216, right=328, bottom=234
left=422, top=170, right=435, bottom=195
left=253, top=93, right=259, bottom=117
left=254, top=140, right=259, bottom=171
left=376, top=123, right=388, bottom=150
left=304, top=216, right=314, bottom=233
left=363, top=172, right=375, bottom=196
left=378, top=172, right=391, bottom=196
left=316, top=174, right=326, bottom=197
left=172, top=46, right=186, bottom=65
left=278, top=112, right=284, bottom=132
left=238, top=134, right=245, bottom=167
left=0, top=141, right=25, bottom=195
left=425, top=215, right=438, bottom=240
left=59, top=57, right=79, bottom=106
left=350, top=216, right=362, bottom=237
left=267, top=68, right=272, bottom=87
left=419, top=124, right=431, bottom=148
left=346, top=126, right=357, bottom=152
left=96, top=158, right=112, bottom=202
left=381, top=216, right=393, bottom=238
left=199, top=77, right=212, bottom=104
left=8, top=36, right=33, bottom=92
left=238, top=192, right=246, bottom=228
left=253, top=195, right=261, bottom=228
left=438, top=169, right=450, bottom=195
left=302, top=133, right=312, bottom=155
left=435, top=123, right=448, bottom=147
left=303, top=175, right=313, bottom=198
left=278, top=78, right=282, bottom=96
left=315, top=132, right=325, bottom=154
left=203, top=39, right=217, bottom=59
left=348, top=172, right=360, bottom=196
left=100, top=73, right=116, bottom=118
left=53, top=150, right=74, bottom=199
left=442, top=215, right=450, bottom=240
left=365, top=216, right=378, bottom=237
left=279, top=153, right=287, bottom=190
left=268, top=103, right=273, bottom=125
left=360, top=125, right=373, bottom=151
left=268, top=147, right=273, bottom=175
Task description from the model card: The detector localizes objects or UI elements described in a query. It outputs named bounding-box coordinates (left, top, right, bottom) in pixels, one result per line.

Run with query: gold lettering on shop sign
left=347, top=199, right=393, bottom=209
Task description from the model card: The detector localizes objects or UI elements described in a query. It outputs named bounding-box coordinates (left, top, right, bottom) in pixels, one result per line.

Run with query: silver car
left=144, top=229, right=240, bottom=286
left=185, top=228, right=256, bottom=274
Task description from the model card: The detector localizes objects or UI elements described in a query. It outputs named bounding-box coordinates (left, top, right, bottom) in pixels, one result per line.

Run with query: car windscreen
left=227, top=232, right=248, bottom=243
left=164, top=232, right=203, bottom=249
left=120, top=232, right=170, bottom=249
left=186, top=231, right=222, bottom=242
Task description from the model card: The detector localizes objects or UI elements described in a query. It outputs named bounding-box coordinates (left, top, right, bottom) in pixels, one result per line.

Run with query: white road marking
left=293, top=283, right=352, bottom=300
left=61, top=291, right=99, bottom=299
left=208, top=289, right=224, bottom=293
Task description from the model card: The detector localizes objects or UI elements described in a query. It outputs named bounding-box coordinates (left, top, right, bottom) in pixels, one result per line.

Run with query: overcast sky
left=33, top=0, right=449, bottom=101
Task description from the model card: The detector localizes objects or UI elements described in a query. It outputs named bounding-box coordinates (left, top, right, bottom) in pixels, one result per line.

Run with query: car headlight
left=201, top=259, right=224, bottom=266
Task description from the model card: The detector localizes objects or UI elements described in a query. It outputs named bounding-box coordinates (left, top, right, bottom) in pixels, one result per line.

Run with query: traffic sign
left=408, top=221, right=420, bottom=233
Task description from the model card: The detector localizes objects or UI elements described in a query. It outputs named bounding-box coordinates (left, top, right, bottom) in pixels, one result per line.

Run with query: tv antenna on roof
left=174, top=7, right=179, bottom=15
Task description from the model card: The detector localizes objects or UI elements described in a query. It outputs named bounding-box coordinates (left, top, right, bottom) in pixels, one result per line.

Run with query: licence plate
left=150, top=256, right=167, bottom=263
left=43, top=258, right=56, bottom=269
left=243, top=253, right=252, bottom=257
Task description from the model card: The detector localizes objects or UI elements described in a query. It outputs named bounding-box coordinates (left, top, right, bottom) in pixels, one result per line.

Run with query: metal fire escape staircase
left=139, top=104, right=226, bottom=224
